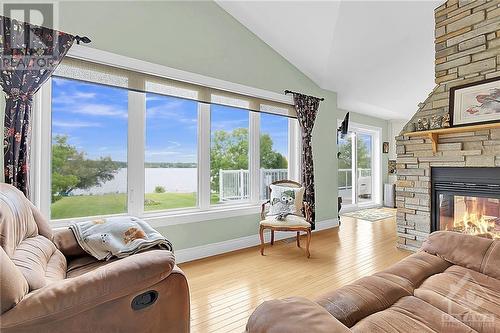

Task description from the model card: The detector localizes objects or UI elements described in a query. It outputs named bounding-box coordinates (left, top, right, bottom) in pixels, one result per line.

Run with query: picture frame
left=382, top=142, right=389, bottom=154
left=449, top=76, right=500, bottom=127
left=388, top=160, right=396, bottom=174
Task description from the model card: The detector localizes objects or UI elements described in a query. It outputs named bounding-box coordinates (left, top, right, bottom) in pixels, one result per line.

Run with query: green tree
left=210, top=128, right=288, bottom=192
left=260, top=134, right=288, bottom=170
left=338, top=136, right=371, bottom=169
left=51, top=135, right=120, bottom=202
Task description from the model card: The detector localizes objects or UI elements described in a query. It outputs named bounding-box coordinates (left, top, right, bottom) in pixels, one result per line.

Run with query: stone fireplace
left=395, top=0, right=500, bottom=251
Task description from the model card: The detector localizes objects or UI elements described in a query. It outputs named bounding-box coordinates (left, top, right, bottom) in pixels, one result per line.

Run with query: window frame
left=33, top=45, right=299, bottom=227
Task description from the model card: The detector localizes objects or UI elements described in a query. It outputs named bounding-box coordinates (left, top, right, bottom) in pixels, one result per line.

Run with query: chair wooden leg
left=271, top=230, right=275, bottom=245
left=259, top=226, right=265, bottom=255
left=296, top=231, right=300, bottom=248
left=306, top=229, right=311, bottom=258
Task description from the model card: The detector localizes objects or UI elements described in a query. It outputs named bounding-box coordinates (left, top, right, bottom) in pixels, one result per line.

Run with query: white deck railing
left=218, top=169, right=288, bottom=202
left=219, top=168, right=371, bottom=201
left=338, top=168, right=371, bottom=190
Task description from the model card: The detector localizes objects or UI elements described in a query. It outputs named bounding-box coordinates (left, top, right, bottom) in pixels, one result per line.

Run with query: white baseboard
left=175, top=218, right=339, bottom=264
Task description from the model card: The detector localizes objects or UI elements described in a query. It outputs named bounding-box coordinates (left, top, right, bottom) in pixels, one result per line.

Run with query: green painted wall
left=45, top=0, right=387, bottom=249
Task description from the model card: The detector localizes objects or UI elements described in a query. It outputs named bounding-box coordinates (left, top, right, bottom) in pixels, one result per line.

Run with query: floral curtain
left=1, top=15, right=74, bottom=197
left=291, top=93, right=321, bottom=229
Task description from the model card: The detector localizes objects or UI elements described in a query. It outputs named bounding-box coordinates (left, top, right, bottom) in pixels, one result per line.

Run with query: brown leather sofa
left=0, top=183, right=190, bottom=333
left=246, top=231, right=499, bottom=332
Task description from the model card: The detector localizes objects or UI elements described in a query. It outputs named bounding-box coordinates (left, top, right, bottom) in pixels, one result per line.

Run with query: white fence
left=338, top=168, right=371, bottom=190
left=219, top=169, right=288, bottom=202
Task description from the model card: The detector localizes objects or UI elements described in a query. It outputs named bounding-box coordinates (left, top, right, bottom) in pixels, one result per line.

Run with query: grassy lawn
left=51, top=192, right=220, bottom=220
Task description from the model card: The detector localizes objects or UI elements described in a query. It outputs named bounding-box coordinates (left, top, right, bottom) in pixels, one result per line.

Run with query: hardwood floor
left=179, top=213, right=411, bottom=333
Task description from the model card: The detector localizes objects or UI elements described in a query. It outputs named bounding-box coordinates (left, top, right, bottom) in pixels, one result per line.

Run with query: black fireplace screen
left=432, top=167, right=500, bottom=240
left=438, top=193, right=499, bottom=239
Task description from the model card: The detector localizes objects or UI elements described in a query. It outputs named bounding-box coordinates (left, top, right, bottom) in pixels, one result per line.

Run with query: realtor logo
left=1, top=3, right=60, bottom=70
left=3, top=3, right=53, bottom=30
left=442, top=272, right=496, bottom=329
left=3, top=3, right=53, bottom=49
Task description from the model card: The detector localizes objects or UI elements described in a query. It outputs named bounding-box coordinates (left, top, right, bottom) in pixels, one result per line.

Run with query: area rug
left=341, top=208, right=396, bottom=222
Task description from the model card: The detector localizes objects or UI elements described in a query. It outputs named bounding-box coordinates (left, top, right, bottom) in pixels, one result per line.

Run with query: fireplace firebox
left=431, top=167, right=500, bottom=239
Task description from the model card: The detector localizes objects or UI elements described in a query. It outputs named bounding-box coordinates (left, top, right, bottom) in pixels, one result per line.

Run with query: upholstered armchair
left=0, top=183, right=190, bottom=333
left=259, top=180, right=312, bottom=258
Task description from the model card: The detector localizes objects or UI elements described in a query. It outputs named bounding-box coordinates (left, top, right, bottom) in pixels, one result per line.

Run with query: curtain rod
left=284, top=89, right=325, bottom=101
left=74, top=35, right=91, bottom=45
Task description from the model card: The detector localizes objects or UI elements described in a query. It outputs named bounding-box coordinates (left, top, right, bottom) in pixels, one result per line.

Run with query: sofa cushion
left=0, top=189, right=38, bottom=257
left=11, top=236, right=67, bottom=291
left=421, top=231, right=496, bottom=276
left=246, top=297, right=351, bottom=333
left=481, top=241, right=500, bottom=280
left=316, top=251, right=451, bottom=327
left=351, top=296, right=476, bottom=333
left=414, top=265, right=500, bottom=332
left=0, top=247, right=28, bottom=314
left=374, top=251, right=451, bottom=292
left=317, top=274, right=411, bottom=327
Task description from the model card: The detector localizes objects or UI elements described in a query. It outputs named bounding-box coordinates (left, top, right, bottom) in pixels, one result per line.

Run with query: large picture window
left=50, top=77, right=128, bottom=219
left=145, top=94, right=198, bottom=211
left=259, top=113, right=289, bottom=199
left=210, top=104, right=250, bottom=204
left=38, top=53, right=299, bottom=223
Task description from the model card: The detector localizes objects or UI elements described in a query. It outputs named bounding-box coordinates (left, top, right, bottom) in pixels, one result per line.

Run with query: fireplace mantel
left=406, top=123, right=500, bottom=153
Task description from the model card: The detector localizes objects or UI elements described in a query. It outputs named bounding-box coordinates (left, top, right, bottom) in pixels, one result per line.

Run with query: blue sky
left=52, top=77, right=289, bottom=164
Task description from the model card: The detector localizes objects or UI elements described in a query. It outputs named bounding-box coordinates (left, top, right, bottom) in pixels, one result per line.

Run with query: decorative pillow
left=267, top=185, right=304, bottom=217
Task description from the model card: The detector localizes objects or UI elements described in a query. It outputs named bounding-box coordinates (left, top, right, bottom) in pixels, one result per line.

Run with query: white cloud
left=52, top=90, right=97, bottom=106
left=211, top=119, right=248, bottom=131
left=53, top=103, right=128, bottom=118
left=75, top=92, right=97, bottom=99
left=167, top=141, right=181, bottom=149
left=73, top=104, right=128, bottom=118
left=53, top=120, right=102, bottom=128
left=146, top=100, right=197, bottom=124
left=146, top=95, right=164, bottom=102
left=146, top=150, right=178, bottom=156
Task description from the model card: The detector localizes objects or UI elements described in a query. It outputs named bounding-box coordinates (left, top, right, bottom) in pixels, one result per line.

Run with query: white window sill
left=50, top=203, right=262, bottom=228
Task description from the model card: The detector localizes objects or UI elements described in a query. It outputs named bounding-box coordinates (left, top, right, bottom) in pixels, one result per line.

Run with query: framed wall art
left=383, top=141, right=389, bottom=154
left=449, top=77, right=500, bottom=127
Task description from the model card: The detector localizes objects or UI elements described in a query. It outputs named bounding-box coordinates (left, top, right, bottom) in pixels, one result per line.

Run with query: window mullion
left=198, top=102, right=211, bottom=209
left=288, top=119, right=300, bottom=182
left=128, top=91, right=145, bottom=216
left=249, top=111, right=260, bottom=203
left=33, top=80, right=52, bottom=218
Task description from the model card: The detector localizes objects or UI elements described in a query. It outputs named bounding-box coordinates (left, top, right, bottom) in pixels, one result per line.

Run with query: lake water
left=72, top=168, right=197, bottom=195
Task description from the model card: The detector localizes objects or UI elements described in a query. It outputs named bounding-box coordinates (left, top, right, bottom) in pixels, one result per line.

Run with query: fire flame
left=449, top=198, right=500, bottom=239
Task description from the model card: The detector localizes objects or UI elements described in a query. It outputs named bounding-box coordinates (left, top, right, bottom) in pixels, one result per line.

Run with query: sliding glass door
left=338, top=124, right=380, bottom=210
left=338, top=133, right=353, bottom=205
left=356, top=132, right=373, bottom=204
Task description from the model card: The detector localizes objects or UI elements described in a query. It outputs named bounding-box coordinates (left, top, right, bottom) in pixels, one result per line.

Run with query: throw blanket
left=69, top=216, right=173, bottom=260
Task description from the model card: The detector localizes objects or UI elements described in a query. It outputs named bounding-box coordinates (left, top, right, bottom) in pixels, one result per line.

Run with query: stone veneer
left=396, top=0, right=500, bottom=252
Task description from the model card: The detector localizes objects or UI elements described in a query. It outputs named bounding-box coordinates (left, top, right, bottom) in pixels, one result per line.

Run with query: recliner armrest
left=53, top=228, right=87, bottom=257
left=246, top=297, right=352, bottom=333
left=0, top=250, right=175, bottom=329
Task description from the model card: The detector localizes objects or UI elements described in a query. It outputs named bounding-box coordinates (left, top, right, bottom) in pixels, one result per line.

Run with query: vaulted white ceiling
left=216, top=0, right=441, bottom=120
